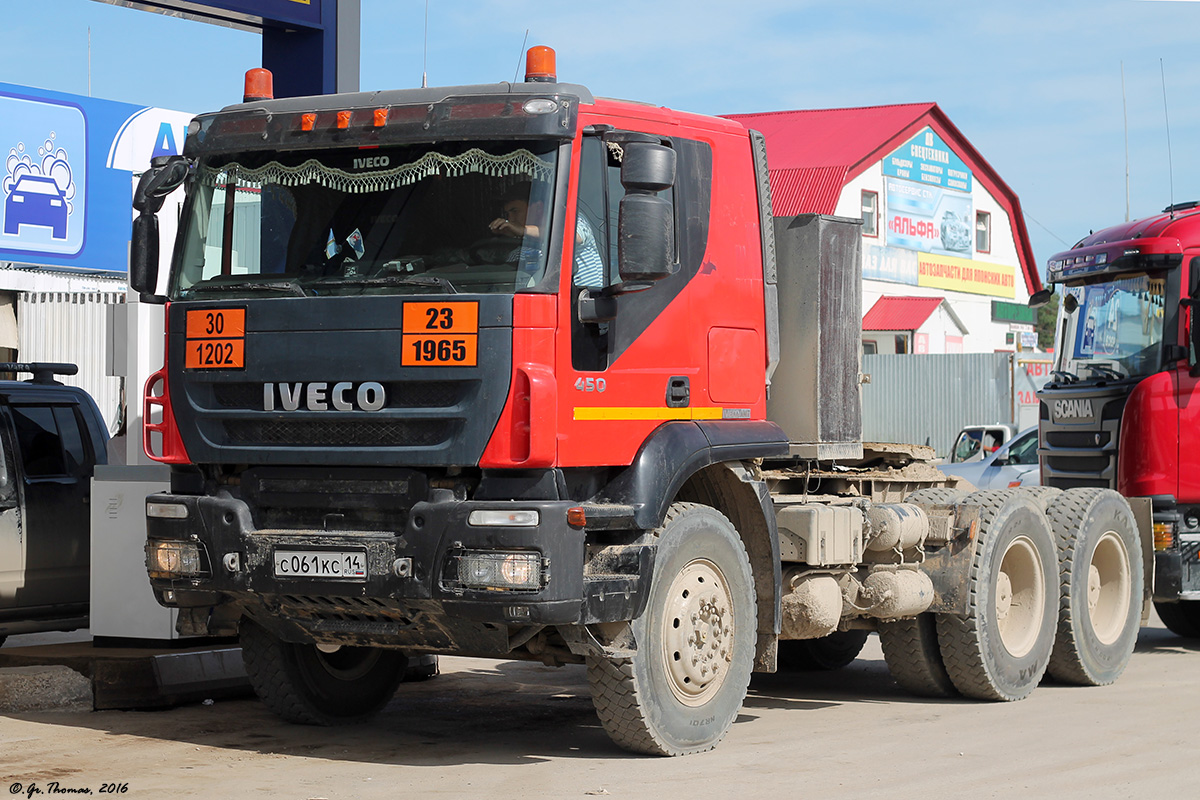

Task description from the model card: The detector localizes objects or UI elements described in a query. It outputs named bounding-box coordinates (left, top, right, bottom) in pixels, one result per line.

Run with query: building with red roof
left=725, top=103, right=1040, bottom=354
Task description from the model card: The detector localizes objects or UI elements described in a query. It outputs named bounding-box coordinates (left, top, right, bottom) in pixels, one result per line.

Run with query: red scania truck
left=132, top=47, right=1148, bottom=755
left=1037, top=202, right=1200, bottom=637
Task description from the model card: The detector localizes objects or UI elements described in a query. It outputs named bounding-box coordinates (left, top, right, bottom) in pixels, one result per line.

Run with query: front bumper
left=146, top=491, right=652, bottom=651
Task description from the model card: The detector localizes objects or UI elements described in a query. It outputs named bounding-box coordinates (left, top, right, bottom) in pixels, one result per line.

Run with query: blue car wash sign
left=883, top=127, right=973, bottom=193
left=0, top=82, right=191, bottom=275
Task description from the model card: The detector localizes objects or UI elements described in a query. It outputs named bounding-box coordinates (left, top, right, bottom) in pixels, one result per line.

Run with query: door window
left=10, top=404, right=88, bottom=479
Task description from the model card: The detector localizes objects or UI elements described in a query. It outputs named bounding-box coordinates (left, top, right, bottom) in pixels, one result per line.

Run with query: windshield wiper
left=183, top=280, right=307, bottom=297
left=312, top=275, right=458, bottom=294
left=1085, top=364, right=1126, bottom=381
left=1051, top=370, right=1080, bottom=385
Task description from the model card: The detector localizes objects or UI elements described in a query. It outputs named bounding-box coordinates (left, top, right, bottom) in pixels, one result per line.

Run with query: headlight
left=468, top=509, right=539, bottom=527
left=146, top=540, right=207, bottom=578
left=147, top=501, right=189, bottom=519
left=448, top=550, right=544, bottom=591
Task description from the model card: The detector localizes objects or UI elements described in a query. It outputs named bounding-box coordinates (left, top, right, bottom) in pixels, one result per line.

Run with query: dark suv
left=0, top=363, right=108, bottom=646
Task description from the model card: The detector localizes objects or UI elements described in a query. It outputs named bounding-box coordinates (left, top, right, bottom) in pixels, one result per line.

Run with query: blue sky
left=1, top=0, right=1197, bottom=278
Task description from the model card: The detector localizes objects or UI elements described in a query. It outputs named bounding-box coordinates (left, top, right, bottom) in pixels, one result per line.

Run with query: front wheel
left=240, top=618, right=408, bottom=725
left=1155, top=600, right=1200, bottom=638
left=587, top=503, right=756, bottom=756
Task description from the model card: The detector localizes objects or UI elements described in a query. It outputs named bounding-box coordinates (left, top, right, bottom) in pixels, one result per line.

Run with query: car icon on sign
left=5, top=175, right=68, bottom=239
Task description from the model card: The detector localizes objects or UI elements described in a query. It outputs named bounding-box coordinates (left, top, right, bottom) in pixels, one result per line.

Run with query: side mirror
left=1063, top=293, right=1079, bottom=314
left=130, top=212, right=160, bottom=297
left=617, top=143, right=676, bottom=287
left=130, top=156, right=188, bottom=301
left=1028, top=287, right=1054, bottom=308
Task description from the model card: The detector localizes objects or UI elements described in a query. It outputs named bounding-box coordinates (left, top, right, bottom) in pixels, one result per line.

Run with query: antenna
left=513, top=29, right=530, bottom=83
left=422, top=0, right=429, bottom=89
left=1161, top=58, right=1175, bottom=217
left=1121, top=61, right=1129, bottom=222
left=88, top=27, right=92, bottom=97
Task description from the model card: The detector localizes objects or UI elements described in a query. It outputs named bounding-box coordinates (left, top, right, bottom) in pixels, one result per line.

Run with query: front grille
left=224, top=419, right=454, bottom=446
left=1046, top=430, right=1111, bottom=449
left=271, top=594, right=419, bottom=627
left=213, top=381, right=463, bottom=409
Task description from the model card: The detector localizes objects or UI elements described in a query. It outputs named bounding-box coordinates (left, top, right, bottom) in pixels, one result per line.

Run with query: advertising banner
left=885, top=177, right=974, bottom=256
left=0, top=82, right=192, bottom=274
left=883, top=126, right=973, bottom=193
left=865, top=244, right=919, bottom=286
left=917, top=252, right=1016, bottom=299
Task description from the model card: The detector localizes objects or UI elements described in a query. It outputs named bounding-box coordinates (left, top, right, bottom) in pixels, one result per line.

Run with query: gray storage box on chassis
left=767, top=214, right=863, bottom=460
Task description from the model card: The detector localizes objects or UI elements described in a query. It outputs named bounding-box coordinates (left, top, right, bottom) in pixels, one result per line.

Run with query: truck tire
left=1154, top=601, right=1200, bottom=638
left=777, top=630, right=869, bottom=671
left=586, top=502, right=756, bottom=756
left=936, top=491, right=1057, bottom=701
left=1045, top=489, right=1142, bottom=686
left=240, top=618, right=407, bottom=725
left=904, top=487, right=966, bottom=505
left=878, top=614, right=958, bottom=698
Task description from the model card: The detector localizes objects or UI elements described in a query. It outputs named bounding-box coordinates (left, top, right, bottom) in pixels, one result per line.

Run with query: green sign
left=992, top=300, right=1035, bottom=325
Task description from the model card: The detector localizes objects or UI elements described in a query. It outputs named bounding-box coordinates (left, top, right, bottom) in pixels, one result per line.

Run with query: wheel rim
left=310, top=646, right=383, bottom=682
left=1088, top=531, right=1132, bottom=645
left=662, top=558, right=735, bottom=707
left=995, top=535, right=1046, bottom=658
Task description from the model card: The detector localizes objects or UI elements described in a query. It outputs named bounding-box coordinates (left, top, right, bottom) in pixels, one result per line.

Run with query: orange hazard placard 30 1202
left=401, top=302, right=479, bottom=367
left=185, top=308, right=246, bottom=369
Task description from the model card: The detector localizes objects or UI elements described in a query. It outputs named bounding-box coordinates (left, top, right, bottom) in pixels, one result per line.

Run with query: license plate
left=273, top=550, right=367, bottom=580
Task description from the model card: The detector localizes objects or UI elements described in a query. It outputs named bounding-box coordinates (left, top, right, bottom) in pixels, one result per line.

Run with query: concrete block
left=0, top=666, right=92, bottom=712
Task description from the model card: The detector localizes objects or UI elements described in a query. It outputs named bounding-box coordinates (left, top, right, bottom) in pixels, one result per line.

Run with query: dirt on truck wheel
left=586, top=503, right=756, bottom=756
left=936, top=490, right=1057, bottom=701
left=240, top=618, right=409, bottom=726
left=1045, top=488, right=1142, bottom=686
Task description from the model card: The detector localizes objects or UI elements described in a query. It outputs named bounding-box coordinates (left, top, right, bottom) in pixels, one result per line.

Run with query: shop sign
left=917, top=252, right=1016, bottom=299
left=885, top=177, right=974, bottom=257
left=883, top=126, right=973, bottom=192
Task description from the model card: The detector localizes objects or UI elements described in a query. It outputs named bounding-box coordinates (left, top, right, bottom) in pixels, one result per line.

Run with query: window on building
left=861, top=191, right=878, bottom=237
left=976, top=211, right=991, bottom=253
left=862, top=339, right=877, bottom=355
left=894, top=334, right=909, bottom=354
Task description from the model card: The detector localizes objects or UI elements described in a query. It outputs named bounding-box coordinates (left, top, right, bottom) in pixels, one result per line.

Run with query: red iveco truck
left=131, top=47, right=1147, bottom=755
left=1037, top=202, right=1200, bottom=638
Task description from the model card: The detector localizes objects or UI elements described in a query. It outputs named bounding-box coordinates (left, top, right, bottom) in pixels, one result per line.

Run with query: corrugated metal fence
left=861, top=353, right=1022, bottom=456
left=18, top=292, right=125, bottom=434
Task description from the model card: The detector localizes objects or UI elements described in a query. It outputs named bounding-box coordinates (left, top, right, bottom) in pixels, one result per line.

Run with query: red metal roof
left=722, top=104, right=1042, bottom=294
left=862, top=296, right=945, bottom=331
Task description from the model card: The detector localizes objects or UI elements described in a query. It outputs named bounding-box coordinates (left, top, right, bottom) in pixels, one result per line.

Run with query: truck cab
left=0, top=363, right=109, bottom=646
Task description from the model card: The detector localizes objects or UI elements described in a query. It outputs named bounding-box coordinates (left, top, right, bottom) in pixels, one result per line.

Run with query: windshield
left=169, top=141, right=559, bottom=299
left=1055, top=272, right=1166, bottom=380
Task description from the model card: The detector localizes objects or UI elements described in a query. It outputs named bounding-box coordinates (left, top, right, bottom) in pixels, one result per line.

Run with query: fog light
left=468, top=509, right=539, bottom=527
left=454, top=551, right=542, bottom=590
left=146, top=540, right=206, bottom=578
left=1154, top=522, right=1176, bottom=551
left=147, top=501, right=189, bottom=519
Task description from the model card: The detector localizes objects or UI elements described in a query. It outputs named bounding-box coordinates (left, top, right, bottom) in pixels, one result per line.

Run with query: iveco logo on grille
left=264, top=382, right=386, bottom=412
left=1053, top=398, right=1095, bottom=421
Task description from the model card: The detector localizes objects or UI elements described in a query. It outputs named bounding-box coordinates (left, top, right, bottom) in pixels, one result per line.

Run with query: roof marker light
left=243, top=68, right=274, bottom=102
left=301, top=113, right=316, bottom=132
left=525, top=45, right=557, bottom=83
left=337, top=110, right=352, bottom=129
left=523, top=98, right=559, bottom=115
left=374, top=108, right=388, bottom=127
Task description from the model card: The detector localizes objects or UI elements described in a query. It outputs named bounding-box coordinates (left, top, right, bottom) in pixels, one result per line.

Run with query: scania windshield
left=1056, top=272, right=1165, bottom=380
left=170, top=141, right=559, bottom=300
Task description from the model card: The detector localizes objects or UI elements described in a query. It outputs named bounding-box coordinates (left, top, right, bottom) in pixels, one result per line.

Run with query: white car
left=939, top=426, right=1040, bottom=490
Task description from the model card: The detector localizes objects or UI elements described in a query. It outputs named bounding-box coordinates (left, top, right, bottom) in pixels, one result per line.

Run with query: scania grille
left=224, top=418, right=455, bottom=447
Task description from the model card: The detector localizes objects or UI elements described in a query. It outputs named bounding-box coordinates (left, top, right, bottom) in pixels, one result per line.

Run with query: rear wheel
left=1045, top=489, right=1142, bottom=685
left=587, top=503, right=756, bottom=756
left=240, top=618, right=408, bottom=725
left=878, top=614, right=958, bottom=698
left=1155, top=600, right=1200, bottom=638
left=937, top=491, right=1057, bottom=701
left=777, top=630, right=869, bottom=671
